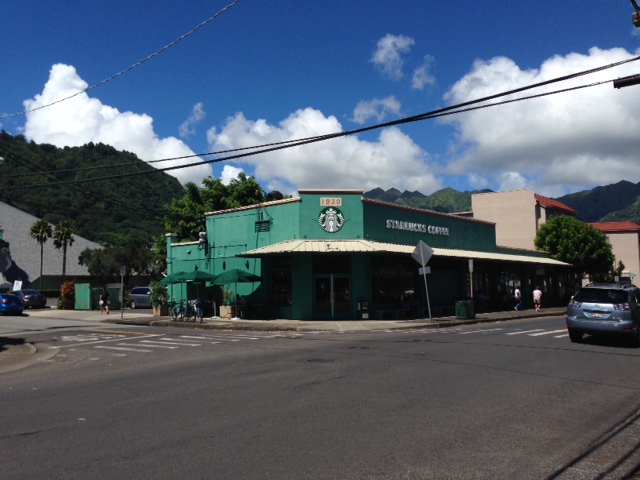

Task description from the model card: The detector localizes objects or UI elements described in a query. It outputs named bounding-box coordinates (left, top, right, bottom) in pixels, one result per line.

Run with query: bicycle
left=168, top=300, right=186, bottom=322
left=186, top=299, right=203, bottom=323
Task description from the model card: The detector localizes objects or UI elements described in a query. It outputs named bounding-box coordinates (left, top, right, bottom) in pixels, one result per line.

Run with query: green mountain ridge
left=366, top=183, right=640, bottom=225
left=0, top=131, right=185, bottom=247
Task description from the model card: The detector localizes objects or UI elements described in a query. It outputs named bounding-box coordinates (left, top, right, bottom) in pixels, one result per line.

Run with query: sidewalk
left=19, top=305, right=568, bottom=332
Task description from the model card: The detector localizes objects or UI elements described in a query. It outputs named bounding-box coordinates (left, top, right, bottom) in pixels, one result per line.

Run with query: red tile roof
left=589, top=221, right=640, bottom=233
left=534, top=194, right=576, bottom=215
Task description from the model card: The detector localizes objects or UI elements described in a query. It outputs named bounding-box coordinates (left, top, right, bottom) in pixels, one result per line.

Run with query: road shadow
left=0, top=336, right=25, bottom=352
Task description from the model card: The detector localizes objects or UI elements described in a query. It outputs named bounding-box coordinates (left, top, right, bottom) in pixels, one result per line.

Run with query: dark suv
left=128, top=286, right=152, bottom=309
left=566, top=283, right=640, bottom=346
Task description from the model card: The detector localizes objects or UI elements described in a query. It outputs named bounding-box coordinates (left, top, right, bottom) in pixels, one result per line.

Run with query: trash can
left=455, top=300, right=474, bottom=320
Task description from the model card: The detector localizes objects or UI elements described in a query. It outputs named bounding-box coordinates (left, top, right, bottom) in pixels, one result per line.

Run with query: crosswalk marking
left=529, top=329, right=567, bottom=336
left=140, top=339, right=201, bottom=346
left=458, top=328, right=503, bottom=335
left=505, top=329, right=545, bottom=335
left=95, top=346, right=153, bottom=353
left=119, top=342, right=179, bottom=349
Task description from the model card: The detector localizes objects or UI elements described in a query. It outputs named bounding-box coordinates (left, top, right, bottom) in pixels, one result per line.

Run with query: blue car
left=0, top=293, right=24, bottom=315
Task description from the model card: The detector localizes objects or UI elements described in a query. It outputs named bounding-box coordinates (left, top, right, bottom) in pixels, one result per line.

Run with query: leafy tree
left=29, top=219, right=53, bottom=289
left=591, top=260, right=626, bottom=284
left=53, top=220, right=75, bottom=285
left=163, top=172, right=266, bottom=241
left=535, top=215, right=615, bottom=281
left=79, top=245, right=164, bottom=284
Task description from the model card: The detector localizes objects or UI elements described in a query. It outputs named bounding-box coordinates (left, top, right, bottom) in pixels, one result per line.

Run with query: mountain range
left=0, top=132, right=184, bottom=248
left=364, top=182, right=640, bottom=225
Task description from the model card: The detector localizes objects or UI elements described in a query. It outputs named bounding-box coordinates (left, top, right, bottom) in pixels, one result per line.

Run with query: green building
left=165, top=189, right=575, bottom=320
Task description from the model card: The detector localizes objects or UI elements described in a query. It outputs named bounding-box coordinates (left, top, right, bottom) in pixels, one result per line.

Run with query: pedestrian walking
left=514, top=287, right=522, bottom=311
left=100, top=287, right=110, bottom=314
left=533, top=286, right=542, bottom=312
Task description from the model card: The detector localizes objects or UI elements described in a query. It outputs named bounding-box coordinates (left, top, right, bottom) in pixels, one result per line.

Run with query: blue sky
left=2, top=0, right=640, bottom=197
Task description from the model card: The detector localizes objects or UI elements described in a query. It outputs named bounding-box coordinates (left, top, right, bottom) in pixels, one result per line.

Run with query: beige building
left=471, top=189, right=576, bottom=251
left=471, top=189, right=640, bottom=286
left=589, top=221, right=640, bottom=282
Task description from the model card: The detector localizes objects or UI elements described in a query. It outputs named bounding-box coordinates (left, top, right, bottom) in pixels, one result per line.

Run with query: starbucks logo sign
left=318, top=207, right=345, bottom=233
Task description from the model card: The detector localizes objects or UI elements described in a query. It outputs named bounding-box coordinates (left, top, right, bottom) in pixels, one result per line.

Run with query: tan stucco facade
left=607, top=232, right=640, bottom=279
left=471, top=189, right=543, bottom=250
left=472, top=190, right=640, bottom=285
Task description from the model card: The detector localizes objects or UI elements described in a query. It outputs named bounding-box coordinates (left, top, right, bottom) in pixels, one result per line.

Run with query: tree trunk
left=62, top=245, right=67, bottom=285
left=39, top=242, right=44, bottom=290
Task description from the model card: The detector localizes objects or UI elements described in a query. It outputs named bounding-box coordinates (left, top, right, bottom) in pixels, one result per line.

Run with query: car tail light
left=568, top=300, right=582, bottom=307
left=614, top=303, right=631, bottom=311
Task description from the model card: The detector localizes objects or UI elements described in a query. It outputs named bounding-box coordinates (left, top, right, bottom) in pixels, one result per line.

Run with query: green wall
left=363, top=202, right=497, bottom=251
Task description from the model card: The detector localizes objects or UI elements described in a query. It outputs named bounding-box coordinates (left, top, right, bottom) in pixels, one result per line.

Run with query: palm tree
left=53, top=220, right=75, bottom=285
left=29, top=220, right=53, bottom=290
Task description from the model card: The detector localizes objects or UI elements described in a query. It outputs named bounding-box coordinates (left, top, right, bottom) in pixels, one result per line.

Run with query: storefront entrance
left=314, top=274, right=351, bottom=319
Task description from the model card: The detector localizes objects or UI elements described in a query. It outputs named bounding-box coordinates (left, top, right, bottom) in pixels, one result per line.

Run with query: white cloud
left=179, top=102, right=206, bottom=138
left=207, top=107, right=441, bottom=194
left=441, top=47, right=640, bottom=196
left=23, top=64, right=212, bottom=185
left=220, top=165, right=244, bottom=185
left=412, top=55, right=436, bottom=90
left=371, top=34, right=415, bottom=80
left=351, top=96, right=401, bottom=124
left=497, top=172, right=526, bottom=192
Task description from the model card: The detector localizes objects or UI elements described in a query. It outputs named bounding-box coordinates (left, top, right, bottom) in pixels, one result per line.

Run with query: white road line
left=95, top=346, right=153, bottom=352
left=179, top=335, right=253, bottom=341
left=529, top=329, right=568, bottom=336
left=118, top=343, right=178, bottom=349
left=458, top=328, right=503, bottom=335
left=505, top=329, right=545, bottom=335
left=554, top=334, right=569, bottom=338
left=59, top=337, right=142, bottom=348
left=141, top=339, right=201, bottom=346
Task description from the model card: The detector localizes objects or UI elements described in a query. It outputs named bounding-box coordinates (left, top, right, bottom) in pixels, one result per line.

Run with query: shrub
left=59, top=281, right=75, bottom=310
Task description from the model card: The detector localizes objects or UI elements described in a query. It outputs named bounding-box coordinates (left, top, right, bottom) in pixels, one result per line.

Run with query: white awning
left=239, top=239, right=569, bottom=266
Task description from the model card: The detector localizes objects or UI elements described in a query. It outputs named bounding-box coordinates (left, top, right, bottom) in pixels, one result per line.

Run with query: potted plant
left=219, top=287, right=235, bottom=318
left=150, top=281, right=169, bottom=316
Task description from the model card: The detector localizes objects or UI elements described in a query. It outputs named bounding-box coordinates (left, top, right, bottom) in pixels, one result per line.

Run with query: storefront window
left=271, top=256, right=292, bottom=306
left=372, top=255, right=415, bottom=305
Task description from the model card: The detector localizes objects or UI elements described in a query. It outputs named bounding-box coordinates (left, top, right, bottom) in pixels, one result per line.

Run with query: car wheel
left=130, top=300, right=136, bottom=309
left=630, top=328, right=640, bottom=348
left=569, top=330, right=583, bottom=343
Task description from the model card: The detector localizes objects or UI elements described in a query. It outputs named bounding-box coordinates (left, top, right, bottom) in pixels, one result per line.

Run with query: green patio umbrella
left=179, top=270, right=217, bottom=283
left=213, top=269, right=261, bottom=318
left=159, top=271, right=189, bottom=285
left=212, top=269, right=261, bottom=286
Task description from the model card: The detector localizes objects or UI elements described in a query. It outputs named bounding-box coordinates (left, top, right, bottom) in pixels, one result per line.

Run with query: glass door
left=314, top=274, right=350, bottom=319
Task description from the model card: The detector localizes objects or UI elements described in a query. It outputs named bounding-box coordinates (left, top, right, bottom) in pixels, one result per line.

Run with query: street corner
left=0, top=337, right=58, bottom=374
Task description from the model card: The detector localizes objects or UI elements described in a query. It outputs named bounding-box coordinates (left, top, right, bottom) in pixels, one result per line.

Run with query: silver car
left=566, top=283, right=640, bottom=346
left=128, top=286, right=152, bottom=309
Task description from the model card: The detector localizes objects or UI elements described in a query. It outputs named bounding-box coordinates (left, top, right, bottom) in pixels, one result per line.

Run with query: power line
left=0, top=0, right=241, bottom=119
left=2, top=53, right=639, bottom=191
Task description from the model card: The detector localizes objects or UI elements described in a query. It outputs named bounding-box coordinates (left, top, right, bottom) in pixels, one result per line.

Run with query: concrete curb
left=105, top=308, right=566, bottom=332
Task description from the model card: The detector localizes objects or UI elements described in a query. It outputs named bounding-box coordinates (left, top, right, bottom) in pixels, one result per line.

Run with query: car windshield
left=20, top=290, right=39, bottom=295
left=574, top=288, right=629, bottom=304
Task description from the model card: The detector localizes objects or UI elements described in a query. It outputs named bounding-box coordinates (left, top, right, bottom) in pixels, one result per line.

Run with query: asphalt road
left=2, top=316, right=640, bottom=479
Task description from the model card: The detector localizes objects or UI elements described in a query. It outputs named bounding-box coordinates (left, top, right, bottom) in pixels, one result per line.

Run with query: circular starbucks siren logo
left=318, top=207, right=345, bottom=233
